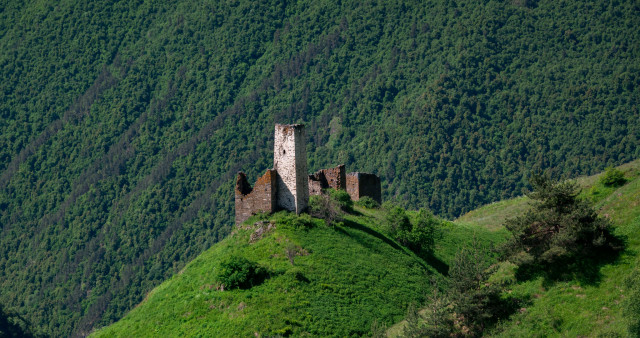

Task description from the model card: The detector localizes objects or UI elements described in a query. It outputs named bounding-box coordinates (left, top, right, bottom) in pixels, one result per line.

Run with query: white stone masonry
left=273, top=124, right=309, bottom=213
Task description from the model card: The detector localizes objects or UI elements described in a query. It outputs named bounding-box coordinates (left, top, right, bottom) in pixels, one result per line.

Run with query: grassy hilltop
left=91, top=204, right=503, bottom=337
left=1, top=0, right=639, bottom=335
left=94, top=160, right=640, bottom=336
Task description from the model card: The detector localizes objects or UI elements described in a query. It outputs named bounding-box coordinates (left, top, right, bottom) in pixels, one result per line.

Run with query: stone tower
left=274, top=124, right=309, bottom=214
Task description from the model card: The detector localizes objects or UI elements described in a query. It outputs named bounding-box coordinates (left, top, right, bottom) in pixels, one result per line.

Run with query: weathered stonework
left=234, top=124, right=383, bottom=224
left=235, top=170, right=277, bottom=225
left=346, top=172, right=382, bottom=204
left=274, top=124, right=308, bottom=214
left=308, top=164, right=346, bottom=196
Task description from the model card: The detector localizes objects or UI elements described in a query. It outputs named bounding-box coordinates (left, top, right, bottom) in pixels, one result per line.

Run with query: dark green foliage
left=308, top=194, right=343, bottom=226
left=217, top=256, right=268, bottom=290
left=600, top=167, right=626, bottom=187
left=326, top=189, right=353, bottom=212
left=402, top=302, right=425, bottom=338
left=624, top=268, right=640, bottom=336
left=505, top=174, right=622, bottom=280
left=0, top=304, right=39, bottom=338
left=308, top=189, right=352, bottom=226
left=0, top=0, right=638, bottom=335
left=384, top=205, right=412, bottom=236
left=406, top=245, right=519, bottom=337
left=406, top=209, right=440, bottom=255
left=355, top=196, right=379, bottom=209
left=420, top=286, right=451, bottom=338
left=275, top=212, right=315, bottom=229
left=386, top=207, right=439, bottom=255
left=446, top=246, right=513, bottom=336
left=370, top=319, right=387, bottom=338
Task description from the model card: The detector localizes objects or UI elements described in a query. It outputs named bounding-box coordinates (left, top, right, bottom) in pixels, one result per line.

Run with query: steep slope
left=486, top=161, right=640, bottom=336
left=450, top=160, right=640, bottom=336
left=1, top=0, right=639, bottom=335
left=90, top=208, right=503, bottom=337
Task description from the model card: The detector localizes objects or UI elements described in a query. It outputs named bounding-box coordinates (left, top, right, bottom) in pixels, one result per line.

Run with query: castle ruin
left=235, top=124, right=381, bottom=224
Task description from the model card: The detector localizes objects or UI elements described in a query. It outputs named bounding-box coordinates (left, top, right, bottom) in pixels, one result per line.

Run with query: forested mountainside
left=0, top=0, right=638, bottom=336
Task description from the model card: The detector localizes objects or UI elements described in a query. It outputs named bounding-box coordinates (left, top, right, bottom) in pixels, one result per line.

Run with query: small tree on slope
left=504, top=174, right=621, bottom=277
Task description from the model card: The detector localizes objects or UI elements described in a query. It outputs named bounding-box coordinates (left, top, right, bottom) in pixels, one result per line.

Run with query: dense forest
left=0, top=0, right=638, bottom=336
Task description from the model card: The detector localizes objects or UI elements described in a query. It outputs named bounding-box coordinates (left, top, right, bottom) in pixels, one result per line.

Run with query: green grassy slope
left=1, top=0, right=639, bottom=335
left=453, top=160, right=640, bottom=336
left=91, top=208, right=504, bottom=337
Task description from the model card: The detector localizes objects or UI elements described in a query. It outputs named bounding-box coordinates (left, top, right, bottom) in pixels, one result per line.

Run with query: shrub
left=386, top=207, right=439, bottom=255
left=385, top=206, right=411, bottom=236
left=277, top=212, right=314, bottom=229
left=355, top=196, right=379, bottom=209
left=327, top=189, right=353, bottom=212
left=308, top=194, right=343, bottom=226
left=217, top=256, right=268, bottom=289
left=415, top=245, right=519, bottom=337
left=408, top=209, right=439, bottom=254
left=599, top=166, right=626, bottom=187
left=505, top=174, right=621, bottom=266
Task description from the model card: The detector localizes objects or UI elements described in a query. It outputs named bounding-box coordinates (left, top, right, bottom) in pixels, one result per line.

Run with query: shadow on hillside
left=339, top=219, right=405, bottom=252
left=338, top=220, right=452, bottom=274
left=516, top=236, right=626, bottom=287
left=422, top=254, right=449, bottom=276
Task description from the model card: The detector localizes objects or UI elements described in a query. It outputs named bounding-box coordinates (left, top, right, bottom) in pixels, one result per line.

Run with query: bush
left=413, top=245, right=519, bottom=337
left=277, top=212, right=314, bottom=229
left=308, top=189, right=352, bottom=226
left=308, top=194, right=343, bottom=226
left=217, top=256, right=268, bottom=289
left=355, top=196, right=379, bottom=209
left=327, top=189, right=353, bottom=212
left=385, top=206, right=411, bottom=236
left=599, top=166, right=626, bottom=187
left=386, top=207, right=439, bottom=255
left=504, top=174, right=622, bottom=276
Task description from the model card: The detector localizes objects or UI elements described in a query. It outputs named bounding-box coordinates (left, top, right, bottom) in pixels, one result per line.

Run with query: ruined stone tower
left=273, top=124, right=309, bottom=214
left=235, top=123, right=381, bottom=225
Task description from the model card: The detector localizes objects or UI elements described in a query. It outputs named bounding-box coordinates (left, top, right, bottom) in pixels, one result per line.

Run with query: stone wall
left=234, top=124, right=384, bottom=225
left=346, top=172, right=382, bottom=204
left=235, top=170, right=277, bottom=224
left=308, top=164, right=346, bottom=196
left=274, top=124, right=309, bottom=214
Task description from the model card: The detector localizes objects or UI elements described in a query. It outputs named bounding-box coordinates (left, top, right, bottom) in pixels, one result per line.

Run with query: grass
left=471, top=160, right=640, bottom=337
left=387, top=159, right=640, bottom=337
left=93, top=160, right=640, bottom=337
left=489, top=214, right=640, bottom=337
left=90, top=210, right=434, bottom=337
left=455, top=196, right=530, bottom=231
left=92, top=203, right=505, bottom=337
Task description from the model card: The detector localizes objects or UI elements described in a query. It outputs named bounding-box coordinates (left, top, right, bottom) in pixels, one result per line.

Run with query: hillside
left=1, top=0, right=639, bottom=336
left=485, top=160, right=640, bottom=336
left=90, top=207, right=503, bottom=337
left=386, top=159, right=640, bottom=336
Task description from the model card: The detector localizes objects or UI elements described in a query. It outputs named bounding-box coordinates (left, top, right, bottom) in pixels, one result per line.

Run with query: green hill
left=95, top=161, right=640, bottom=337
left=90, top=207, right=503, bottom=337
left=1, top=0, right=639, bottom=335
left=484, top=160, right=640, bottom=336
left=387, top=159, right=640, bottom=336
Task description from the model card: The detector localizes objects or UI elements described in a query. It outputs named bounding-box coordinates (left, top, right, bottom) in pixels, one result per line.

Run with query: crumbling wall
left=308, top=171, right=325, bottom=196
left=346, top=172, right=382, bottom=204
left=308, top=164, right=346, bottom=196
left=274, top=124, right=308, bottom=213
left=235, top=170, right=277, bottom=224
